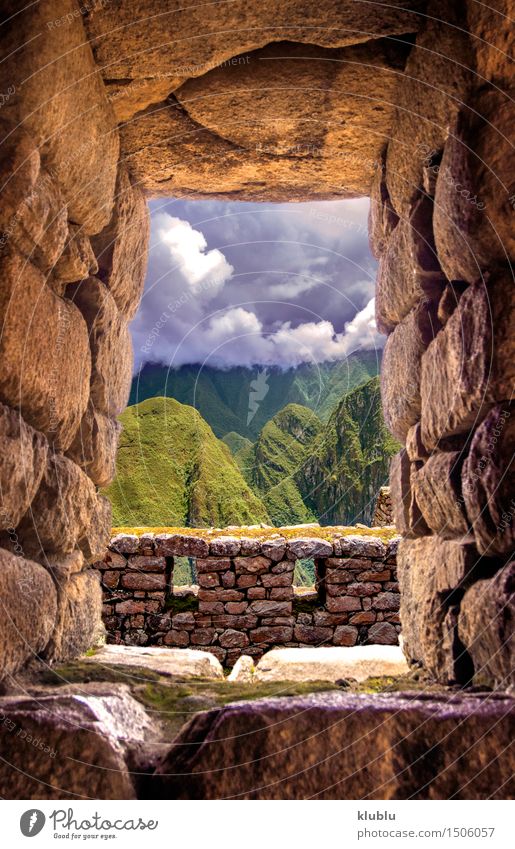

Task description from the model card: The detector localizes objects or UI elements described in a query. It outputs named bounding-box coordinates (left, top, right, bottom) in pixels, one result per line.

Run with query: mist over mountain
left=130, top=350, right=381, bottom=439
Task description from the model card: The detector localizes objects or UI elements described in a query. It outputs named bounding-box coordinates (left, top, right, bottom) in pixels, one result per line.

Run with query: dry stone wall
left=0, top=1, right=513, bottom=691
left=371, top=2, right=514, bottom=690
left=0, top=1, right=149, bottom=679
left=95, top=532, right=400, bottom=667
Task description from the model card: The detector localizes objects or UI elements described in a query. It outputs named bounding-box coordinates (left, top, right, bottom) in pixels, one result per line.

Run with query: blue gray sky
left=131, top=197, right=383, bottom=370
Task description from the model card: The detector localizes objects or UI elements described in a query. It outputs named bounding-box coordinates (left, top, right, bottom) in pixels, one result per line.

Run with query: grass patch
left=112, top=524, right=399, bottom=542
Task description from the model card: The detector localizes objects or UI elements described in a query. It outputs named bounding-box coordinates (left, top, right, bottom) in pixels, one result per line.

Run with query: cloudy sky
left=131, top=197, right=383, bottom=371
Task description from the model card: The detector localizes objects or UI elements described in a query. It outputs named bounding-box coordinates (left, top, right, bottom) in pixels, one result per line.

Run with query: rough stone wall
left=370, top=2, right=514, bottom=689
left=0, top=1, right=512, bottom=690
left=95, top=533, right=400, bottom=666
left=0, top=1, right=149, bottom=679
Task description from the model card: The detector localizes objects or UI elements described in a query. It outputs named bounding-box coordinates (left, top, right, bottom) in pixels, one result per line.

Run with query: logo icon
left=20, top=810, right=46, bottom=837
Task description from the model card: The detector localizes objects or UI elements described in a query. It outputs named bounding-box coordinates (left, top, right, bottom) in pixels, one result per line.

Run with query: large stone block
left=397, top=536, right=483, bottom=682
left=389, top=450, right=428, bottom=537
left=0, top=403, right=48, bottom=530
left=66, top=278, right=133, bottom=417
left=0, top=688, right=152, bottom=798
left=91, top=165, right=150, bottom=320
left=0, top=245, right=91, bottom=450
left=53, top=224, right=99, bottom=287
left=16, top=453, right=111, bottom=562
left=0, top=118, right=40, bottom=233
left=1, top=162, right=68, bottom=276
left=458, top=562, right=514, bottom=689
left=367, top=151, right=399, bottom=258
left=420, top=277, right=515, bottom=450
left=412, top=451, right=470, bottom=539
left=152, top=691, right=514, bottom=798
left=381, top=301, right=440, bottom=442
left=65, top=401, right=121, bottom=487
left=0, top=0, right=119, bottom=233
left=0, top=548, right=57, bottom=679
left=466, top=0, right=512, bottom=86
left=86, top=0, right=423, bottom=120
left=461, top=404, right=515, bottom=556
left=119, top=35, right=412, bottom=201
left=433, top=91, right=515, bottom=283
left=44, top=569, right=103, bottom=662
left=386, top=1, right=474, bottom=216
left=376, top=195, right=444, bottom=333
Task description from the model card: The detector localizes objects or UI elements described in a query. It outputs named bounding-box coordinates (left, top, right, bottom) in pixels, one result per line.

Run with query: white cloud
left=151, top=212, right=233, bottom=295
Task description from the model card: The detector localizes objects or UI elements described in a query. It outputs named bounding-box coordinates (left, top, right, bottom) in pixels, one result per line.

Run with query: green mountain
left=238, top=404, right=323, bottom=526
left=130, top=351, right=381, bottom=439
left=296, top=377, right=400, bottom=525
left=222, top=431, right=253, bottom=457
left=235, top=380, right=398, bottom=527
left=105, top=397, right=269, bottom=527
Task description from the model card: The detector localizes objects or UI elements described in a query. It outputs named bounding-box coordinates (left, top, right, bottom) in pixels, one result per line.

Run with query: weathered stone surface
left=0, top=403, right=48, bottom=530
left=119, top=35, right=412, bottom=201
left=437, top=281, right=468, bottom=327
left=376, top=196, right=444, bottom=333
left=86, top=0, right=423, bottom=120
left=433, top=91, right=515, bottom=283
left=153, top=691, right=514, bottom=799
left=53, top=224, right=98, bottom=286
left=333, top=625, right=358, bottom=646
left=90, top=165, right=149, bottom=320
left=287, top=538, right=333, bottom=559
left=368, top=151, right=399, bottom=258
left=44, top=569, right=103, bottom=662
left=466, top=0, right=512, bottom=86
left=412, top=451, right=470, bottom=539
left=66, top=277, right=132, bottom=417
left=420, top=278, right=515, bottom=450
left=0, top=245, right=91, bottom=450
left=0, top=0, right=119, bottom=233
left=0, top=118, right=40, bottom=233
left=334, top=536, right=387, bottom=559
left=0, top=687, right=153, bottom=798
left=111, top=533, right=139, bottom=555
left=234, top=555, right=272, bottom=574
left=381, top=301, right=440, bottom=442
left=260, top=539, right=287, bottom=561
left=90, top=644, right=224, bottom=678
left=372, top=486, right=393, bottom=527
left=249, top=626, right=293, bottom=644
left=155, top=533, right=209, bottom=558
left=227, top=654, right=255, bottom=682
left=386, top=1, right=474, bottom=216
left=389, top=450, right=429, bottom=538
left=397, top=536, right=483, bottom=682
left=405, top=422, right=428, bottom=462
left=459, top=562, right=514, bottom=689
left=16, top=453, right=110, bottom=562
left=65, top=401, right=121, bottom=487
left=0, top=548, right=57, bottom=679
left=461, top=404, right=515, bottom=556
left=4, top=168, right=68, bottom=276
left=209, top=537, right=241, bottom=557
left=367, top=622, right=398, bottom=644
left=121, top=572, right=167, bottom=591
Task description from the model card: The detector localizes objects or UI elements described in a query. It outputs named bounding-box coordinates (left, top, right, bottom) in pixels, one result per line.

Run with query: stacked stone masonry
left=0, top=1, right=513, bottom=691
left=95, top=533, right=400, bottom=667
